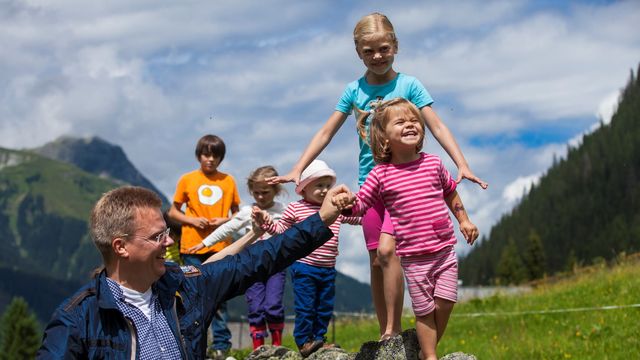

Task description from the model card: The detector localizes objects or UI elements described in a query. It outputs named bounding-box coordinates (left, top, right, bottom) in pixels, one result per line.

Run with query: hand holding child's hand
left=459, top=220, right=479, bottom=245
left=332, top=192, right=356, bottom=211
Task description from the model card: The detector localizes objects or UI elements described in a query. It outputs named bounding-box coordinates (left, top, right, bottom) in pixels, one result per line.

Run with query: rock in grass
left=241, top=330, right=477, bottom=359
left=245, top=345, right=302, bottom=359
left=440, top=352, right=477, bottom=360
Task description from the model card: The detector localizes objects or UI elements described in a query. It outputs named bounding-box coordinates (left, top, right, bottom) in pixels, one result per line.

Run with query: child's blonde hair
left=353, top=12, right=398, bottom=50
left=247, top=165, right=283, bottom=196
left=356, top=98, right=425, bottom=164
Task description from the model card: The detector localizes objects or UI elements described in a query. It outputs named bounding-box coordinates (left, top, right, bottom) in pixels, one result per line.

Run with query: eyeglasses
left=121, top=228, right=171, bottom=244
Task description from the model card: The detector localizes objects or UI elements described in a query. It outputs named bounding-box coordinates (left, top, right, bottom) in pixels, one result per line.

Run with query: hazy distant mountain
left=32, top=136, right=169, bottom=206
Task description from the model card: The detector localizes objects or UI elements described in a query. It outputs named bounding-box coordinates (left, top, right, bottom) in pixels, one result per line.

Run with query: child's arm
left=421, top=106, right=487, bottom=189
left=267, top=111, right=349, bottom=184
left=444, top=190, right=479, bottom=245
left=202, top=228, right=263, bottom=264
left=209, top=201, right=241, bottom=228
left=188, top=207, right=251, bottom=253
left=168, top=201, right=209, bottom=229
left=262, top=203, right=297, bottom=234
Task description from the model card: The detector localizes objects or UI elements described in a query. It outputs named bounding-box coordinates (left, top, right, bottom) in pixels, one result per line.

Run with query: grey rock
left=307, top=346, right=353, bottom=360
left=354, top=329, right=420, bottom=360
left=440, top=352, right=477, bottom=360
left=241, top=330, right=476, bottom=360
left=245, top=345, right=302, bottom=360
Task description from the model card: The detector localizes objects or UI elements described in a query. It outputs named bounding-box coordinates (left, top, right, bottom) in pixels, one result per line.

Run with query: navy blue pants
left=245, top=270, right=286, bottom=338
left=290, top=261, right=336, bottom=347
left=182, top=253, right=232, bottom=351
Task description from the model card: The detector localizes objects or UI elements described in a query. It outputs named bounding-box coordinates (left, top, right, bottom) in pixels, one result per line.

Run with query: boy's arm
left=444, top=190, right=479, bottom=245
left=421, top=106, right=487, bottom=189
left=267, top=111, right=348, bottom=185
left=168, top=201, right=209, bottom=229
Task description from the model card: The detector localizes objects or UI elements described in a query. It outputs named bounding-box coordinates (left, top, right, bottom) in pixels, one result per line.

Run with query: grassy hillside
left=303, top=255, right=639, bottom=358
left=0, top=147, right=119, bottom=281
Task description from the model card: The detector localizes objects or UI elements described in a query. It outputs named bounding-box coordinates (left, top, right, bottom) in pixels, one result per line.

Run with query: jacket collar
left=96, top=263, right=185, bottom=310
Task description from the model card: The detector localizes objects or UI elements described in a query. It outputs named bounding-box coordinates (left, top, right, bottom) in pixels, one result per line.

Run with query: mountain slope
left=32, top=136, right=169, bottom=206
left=0, top=147, right=119, bottom=281
left=459, top=66, right=640, bottom=285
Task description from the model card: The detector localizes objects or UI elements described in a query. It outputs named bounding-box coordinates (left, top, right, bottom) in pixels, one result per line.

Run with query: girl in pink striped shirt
left=334, top=98, right=479, bottom=360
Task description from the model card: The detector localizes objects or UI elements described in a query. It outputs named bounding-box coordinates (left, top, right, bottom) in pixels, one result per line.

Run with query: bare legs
left=369, top=233, right=404, bottom=339
left=415, top=297, right=455, bottom=360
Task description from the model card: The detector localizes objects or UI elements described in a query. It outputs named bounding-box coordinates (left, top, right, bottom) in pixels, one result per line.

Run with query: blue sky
left=1, top=0, right=639, bottom=283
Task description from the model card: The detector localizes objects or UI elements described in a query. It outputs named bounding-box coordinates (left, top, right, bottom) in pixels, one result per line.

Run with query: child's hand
left=459, top=220, right=479, bottom=245
left=332, top=192, right=356, bottom=211
left=251, top=206, right=272, bottom=229
left=190, top=217, right=210, bottom=229
left=266, top=170, right=301, bottom=185
left=456, top=166, right=488, bottom=190
left=209, top=217, right=227, bottom=228
left=186, top=242, right=205, bottom=254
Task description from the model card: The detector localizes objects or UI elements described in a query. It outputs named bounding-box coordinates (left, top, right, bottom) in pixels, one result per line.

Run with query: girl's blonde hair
left=247, top=165, right=283, bottom=196
left=353, top=12, right=398, bottom=50
left=356, top=98, right=425, bottom=163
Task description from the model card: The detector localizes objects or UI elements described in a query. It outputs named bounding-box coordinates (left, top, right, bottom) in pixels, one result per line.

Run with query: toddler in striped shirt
left=260, top=159, right=361, bottom=357
left=333, top=98, right=479, bottom=360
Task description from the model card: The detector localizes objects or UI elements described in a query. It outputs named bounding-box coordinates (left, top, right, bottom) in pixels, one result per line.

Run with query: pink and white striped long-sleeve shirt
left=350, top=152, right=457, bottom=257
left=263, top=199, right=361, bottom=267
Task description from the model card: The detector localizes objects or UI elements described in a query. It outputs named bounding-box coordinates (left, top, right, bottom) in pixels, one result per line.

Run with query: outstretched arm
left=421, top=106, right=488, bottom=189
left=202, top=229, right=263, bottom=264
left=444, top=190, right=479, bottom=245
left=267, top=111, right=348, bottom=185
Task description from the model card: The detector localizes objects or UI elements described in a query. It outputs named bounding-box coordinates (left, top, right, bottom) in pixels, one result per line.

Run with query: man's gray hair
left=90, top=186, right=162, bottom=261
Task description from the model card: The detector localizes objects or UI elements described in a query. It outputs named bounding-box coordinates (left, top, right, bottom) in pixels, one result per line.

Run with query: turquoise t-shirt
left=335, top=73, right=434, bottom=185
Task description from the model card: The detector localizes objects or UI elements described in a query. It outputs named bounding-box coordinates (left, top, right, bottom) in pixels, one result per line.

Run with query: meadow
left=231, top=254, right=640, bottom=359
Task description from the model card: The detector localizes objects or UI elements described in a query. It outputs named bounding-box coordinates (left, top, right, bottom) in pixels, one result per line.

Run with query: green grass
left=231, top=256, right=639, bottom=359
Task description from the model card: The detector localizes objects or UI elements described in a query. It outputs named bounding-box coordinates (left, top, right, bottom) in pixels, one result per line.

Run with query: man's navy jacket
left=37, top=213, right=332, bottom=359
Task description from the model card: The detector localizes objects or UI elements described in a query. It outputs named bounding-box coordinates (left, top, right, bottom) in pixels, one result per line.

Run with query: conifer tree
left=496, top=238, right=527, bottom=284
left=0, top=297, right=41, bottom=360
left=523, top=229, right=546, bottom=280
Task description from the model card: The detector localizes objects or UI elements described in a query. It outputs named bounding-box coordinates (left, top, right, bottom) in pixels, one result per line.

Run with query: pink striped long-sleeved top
left=351, top=152, right=457, bottom=257
left=263, top=199, right=361, bottom=267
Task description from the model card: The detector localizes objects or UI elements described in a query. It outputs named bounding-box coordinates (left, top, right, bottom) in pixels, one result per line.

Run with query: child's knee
left=376, top=234, right=396, bottom=263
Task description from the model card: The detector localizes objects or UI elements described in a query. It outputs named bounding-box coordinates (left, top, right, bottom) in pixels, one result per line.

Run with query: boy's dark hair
left=195, top=134, right=226, bottom=161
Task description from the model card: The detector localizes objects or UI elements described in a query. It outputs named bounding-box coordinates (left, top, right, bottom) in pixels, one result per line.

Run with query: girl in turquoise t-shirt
left=268, top=12, right=486, bottom=341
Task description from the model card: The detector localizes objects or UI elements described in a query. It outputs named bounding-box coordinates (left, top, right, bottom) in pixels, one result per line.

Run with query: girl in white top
left=187, top=165, right=288, bottom=349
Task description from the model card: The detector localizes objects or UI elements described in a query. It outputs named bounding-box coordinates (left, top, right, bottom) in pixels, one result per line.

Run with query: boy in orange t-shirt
left=168, top=134, right=240, bottom=355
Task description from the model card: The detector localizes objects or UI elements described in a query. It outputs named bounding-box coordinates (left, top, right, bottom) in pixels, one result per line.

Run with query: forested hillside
left=460, top=65, right=640, bottom=285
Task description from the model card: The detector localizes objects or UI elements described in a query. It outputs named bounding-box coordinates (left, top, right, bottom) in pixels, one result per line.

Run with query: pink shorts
left=362, top=197, right=395, bottom=250
left=401, top=246, right=458, bottom=316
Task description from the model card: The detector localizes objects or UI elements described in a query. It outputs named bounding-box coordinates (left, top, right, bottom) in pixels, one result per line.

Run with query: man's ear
left=112, top=237, right=129, bottom=258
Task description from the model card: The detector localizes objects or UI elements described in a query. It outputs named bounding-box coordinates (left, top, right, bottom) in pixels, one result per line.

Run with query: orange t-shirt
left=173, top=169, right=241, bottom=254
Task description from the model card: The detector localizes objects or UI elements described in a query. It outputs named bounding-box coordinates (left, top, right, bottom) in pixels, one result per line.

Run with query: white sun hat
left=295, top=160, right=337, bottom=195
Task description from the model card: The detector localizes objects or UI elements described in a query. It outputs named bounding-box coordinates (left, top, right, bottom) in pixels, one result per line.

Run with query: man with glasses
left=37, top=185, right=346, bottom=359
